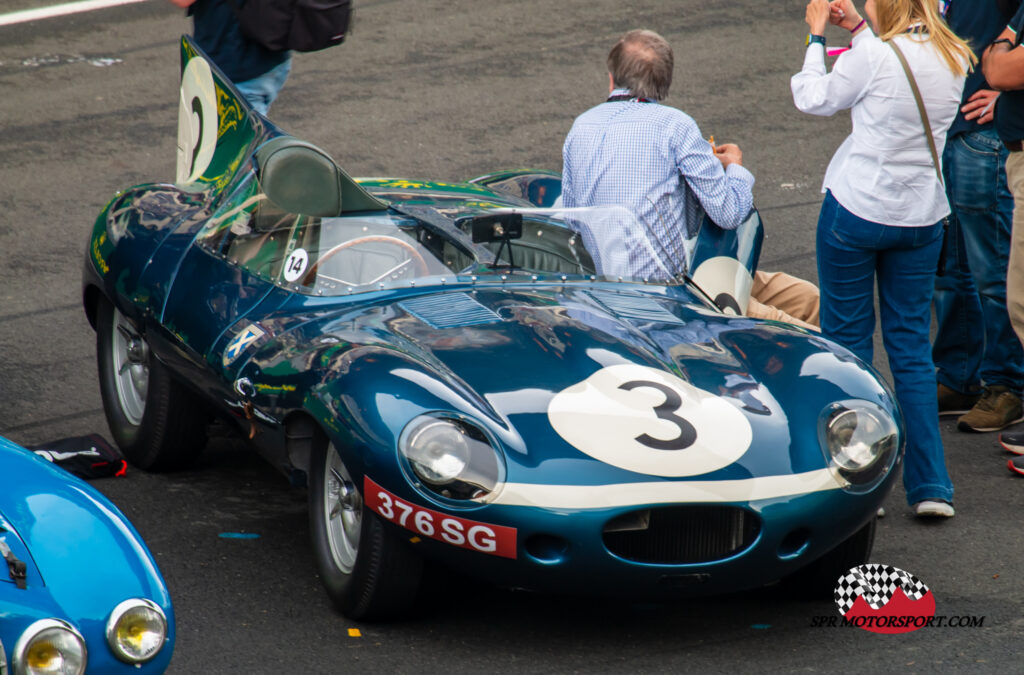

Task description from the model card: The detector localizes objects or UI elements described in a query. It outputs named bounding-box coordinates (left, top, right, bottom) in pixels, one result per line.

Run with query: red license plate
left=364, top=477, right=517, bottom=559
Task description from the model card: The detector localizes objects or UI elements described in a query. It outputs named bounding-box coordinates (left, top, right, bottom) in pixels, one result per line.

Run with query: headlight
left=13, top=619, right=86, bottom=675
left=820, top=399, right=900, bottom=491
left=399, top=416, right=503, bottom=501
left=106, top=598, right=168, bottom=664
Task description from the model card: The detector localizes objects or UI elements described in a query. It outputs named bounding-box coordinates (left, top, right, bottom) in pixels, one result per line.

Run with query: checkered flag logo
left=834, top=564, right=930, bottom=615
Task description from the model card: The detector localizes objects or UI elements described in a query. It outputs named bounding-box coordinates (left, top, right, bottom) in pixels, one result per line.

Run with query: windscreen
left=197, top=179, right=696, bottom=296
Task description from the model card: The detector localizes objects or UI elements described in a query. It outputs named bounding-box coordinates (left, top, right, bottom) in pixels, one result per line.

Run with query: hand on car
left=961, top=89, right=1000, bottom=125
left=714, top=143, right=743, bottom=168
left=805, top=0, right=830, bottom=36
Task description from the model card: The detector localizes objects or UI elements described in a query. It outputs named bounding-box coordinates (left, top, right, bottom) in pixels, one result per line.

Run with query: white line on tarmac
left=0, top=0, right=151, bottom=27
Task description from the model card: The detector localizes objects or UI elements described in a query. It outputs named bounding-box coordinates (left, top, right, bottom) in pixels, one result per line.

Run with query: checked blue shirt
left=562, top=89, right=755, bottom=278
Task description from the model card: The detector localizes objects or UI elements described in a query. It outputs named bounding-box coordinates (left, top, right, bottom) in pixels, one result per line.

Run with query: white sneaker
left=914, top=500, right=955, bottom=518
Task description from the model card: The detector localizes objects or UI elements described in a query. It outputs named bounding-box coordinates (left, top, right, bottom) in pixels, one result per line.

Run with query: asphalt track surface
left=1, top=1, right=1022, bottom=672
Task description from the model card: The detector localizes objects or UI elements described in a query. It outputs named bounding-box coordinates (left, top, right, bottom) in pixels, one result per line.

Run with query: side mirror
left=468, top=213, right=524, bottom=244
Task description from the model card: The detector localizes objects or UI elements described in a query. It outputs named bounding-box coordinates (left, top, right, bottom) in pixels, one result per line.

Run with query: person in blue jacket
left=932, top=0, right=1024, bottom=434
left=169, top=0, right=292, bottom=115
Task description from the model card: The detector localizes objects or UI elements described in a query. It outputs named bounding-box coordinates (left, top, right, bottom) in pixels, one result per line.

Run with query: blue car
left=81, top=38, right=903, bottom=620
left=0, top=435, right=173, bottom=673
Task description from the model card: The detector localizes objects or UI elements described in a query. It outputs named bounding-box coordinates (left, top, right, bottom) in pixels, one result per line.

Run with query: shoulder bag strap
left=887, top=38, right=950, bottom=275
left=887, top=39, right=944, bottom=186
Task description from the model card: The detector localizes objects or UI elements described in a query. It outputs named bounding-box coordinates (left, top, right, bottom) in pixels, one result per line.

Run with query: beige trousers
left=747, top=270, right=821, bottom=331
left=1006, top=151, right=1024, bottom=347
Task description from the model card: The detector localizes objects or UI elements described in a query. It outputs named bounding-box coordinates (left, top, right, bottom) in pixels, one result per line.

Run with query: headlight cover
left=13, top=619, right=86, bottom=675
left=819, top=399, right=900, bottom=491
left=106, top=598, right=168, bottom=664
left=399, top=415, right=503, bottom=502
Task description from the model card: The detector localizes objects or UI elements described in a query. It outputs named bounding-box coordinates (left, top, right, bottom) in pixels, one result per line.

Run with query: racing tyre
left=309, top=439, right=423, bottom=621
left=783, top=518, right=876, bottom=599
left=96, top=299, right=208, bottom=471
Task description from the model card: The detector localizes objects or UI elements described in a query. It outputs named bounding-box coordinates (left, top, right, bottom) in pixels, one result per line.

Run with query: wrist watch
left=806, top=34, right=826, bottom=47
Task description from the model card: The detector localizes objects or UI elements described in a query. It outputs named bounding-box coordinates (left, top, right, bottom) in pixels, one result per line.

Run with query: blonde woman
left=792, top=0, right=975, bottom=518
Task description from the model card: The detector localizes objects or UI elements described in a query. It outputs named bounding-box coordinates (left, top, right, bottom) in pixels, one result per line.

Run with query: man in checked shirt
left=562, top=29, right=819, bottom=330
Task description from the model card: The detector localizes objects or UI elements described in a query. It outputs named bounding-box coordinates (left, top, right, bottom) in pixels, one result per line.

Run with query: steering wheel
left=302, top=235, right=431, bottom=286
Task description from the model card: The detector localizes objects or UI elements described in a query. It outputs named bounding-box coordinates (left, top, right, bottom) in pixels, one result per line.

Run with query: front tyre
left=309, top=439, right=423, bottom=620
left=96, top=299, right=208, bottom=471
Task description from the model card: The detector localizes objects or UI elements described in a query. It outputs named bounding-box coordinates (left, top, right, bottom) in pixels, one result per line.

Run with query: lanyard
left=606, top=94, right=653, bottom=103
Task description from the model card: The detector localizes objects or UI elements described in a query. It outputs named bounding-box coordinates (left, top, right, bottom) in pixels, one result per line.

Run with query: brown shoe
left=937, top=383, right=981, bottom=417
left=957, top=386, right=1024, bottom=432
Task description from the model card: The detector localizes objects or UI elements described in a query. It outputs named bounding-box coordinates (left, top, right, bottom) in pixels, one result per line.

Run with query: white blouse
left=791, top=30, right=967, bottom=227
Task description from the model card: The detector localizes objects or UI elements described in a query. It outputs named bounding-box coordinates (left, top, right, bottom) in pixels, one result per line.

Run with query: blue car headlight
left=106, top=598, right=168, bottom=664
left=13, top=619, right=86, bottom=675
left=399, top=415, right=503, bottom=502
left=819, top=399, right=900, bottom=491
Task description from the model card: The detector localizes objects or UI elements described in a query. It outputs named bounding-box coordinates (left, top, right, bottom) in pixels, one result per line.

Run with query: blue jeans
left=235, top=57, right=293, bottom=116
left=817, top=191, right=954, bottom=505
left=933, top=129, right=1022, bottom=394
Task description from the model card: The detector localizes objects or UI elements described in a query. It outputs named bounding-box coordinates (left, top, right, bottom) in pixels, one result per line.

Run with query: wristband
left=806, top=34, right=826, bottom=48
left=850, top=18, right=866, bottom=34
left=992, top=38, right=1014, bottom=50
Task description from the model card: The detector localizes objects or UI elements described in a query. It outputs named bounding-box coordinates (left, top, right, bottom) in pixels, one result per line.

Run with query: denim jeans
left=235, top=57, right=293, bottom=116
left=933, top=128, right=1023, bottom=394
left=817, top=191, right=954, bottom=505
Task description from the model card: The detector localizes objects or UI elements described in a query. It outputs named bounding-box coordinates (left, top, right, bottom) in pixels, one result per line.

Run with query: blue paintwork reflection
left=0, top=436, right=174, bottom=672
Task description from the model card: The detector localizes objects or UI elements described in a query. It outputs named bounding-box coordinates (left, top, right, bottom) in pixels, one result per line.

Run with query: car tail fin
left=688, top=210, right=764, bottom=315
left=176, top=35, right=261, bottom=187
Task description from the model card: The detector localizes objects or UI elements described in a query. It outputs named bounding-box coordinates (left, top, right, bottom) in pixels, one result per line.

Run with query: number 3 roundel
left=547, top=364, right=752, bottom=477
left=176, top=56, right=218, bottom=185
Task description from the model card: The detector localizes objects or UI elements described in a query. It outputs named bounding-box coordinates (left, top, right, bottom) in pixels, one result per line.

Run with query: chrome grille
left=603, top=505, right=760, bottom=564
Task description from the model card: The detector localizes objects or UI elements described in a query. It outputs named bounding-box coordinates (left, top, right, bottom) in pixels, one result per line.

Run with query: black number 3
left=618, top=380, right=697, bottom=451
left=189, top=96, right=204, bottom=179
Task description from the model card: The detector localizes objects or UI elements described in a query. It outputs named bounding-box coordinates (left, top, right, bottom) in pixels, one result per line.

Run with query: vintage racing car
left=0, top=435, right=174, bottom=673
left=81, top=37, right=903, bottom=619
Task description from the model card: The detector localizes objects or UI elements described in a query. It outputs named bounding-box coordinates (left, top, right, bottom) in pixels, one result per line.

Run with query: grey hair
left=607, top=29, right=673, bottom=101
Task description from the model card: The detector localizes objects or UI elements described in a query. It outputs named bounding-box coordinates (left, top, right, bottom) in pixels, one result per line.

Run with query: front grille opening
left=603, top=505, right=760, bottom=564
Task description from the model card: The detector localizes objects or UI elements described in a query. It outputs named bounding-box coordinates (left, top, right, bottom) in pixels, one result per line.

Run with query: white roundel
left=691, top=256, right=753, bottom=315
left=176, top=56, right=218, bottom=184
left=547, top=364, right=752, bottom=477
left=283, top=248, right=309, bottom=282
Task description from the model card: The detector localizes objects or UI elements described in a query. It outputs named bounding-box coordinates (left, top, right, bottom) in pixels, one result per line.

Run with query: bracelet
left=806, top=33, right=826, bottom=48
left=992, top=38, right=1014, bottom=50
left=850, top=18, right=866, bottom=34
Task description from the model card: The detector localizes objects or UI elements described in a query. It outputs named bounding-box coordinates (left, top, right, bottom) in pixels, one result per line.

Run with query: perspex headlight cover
left=819, top=399, right=900, bottom=491
left=106, top=598, right=168, bottom=664
left=13, top=619, right=86, bottom=675
left=399, top=415, right=503, bottom=502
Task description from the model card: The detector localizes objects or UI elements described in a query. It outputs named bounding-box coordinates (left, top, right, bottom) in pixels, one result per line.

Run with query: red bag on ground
left=28, top=434, right=127, bottom=479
